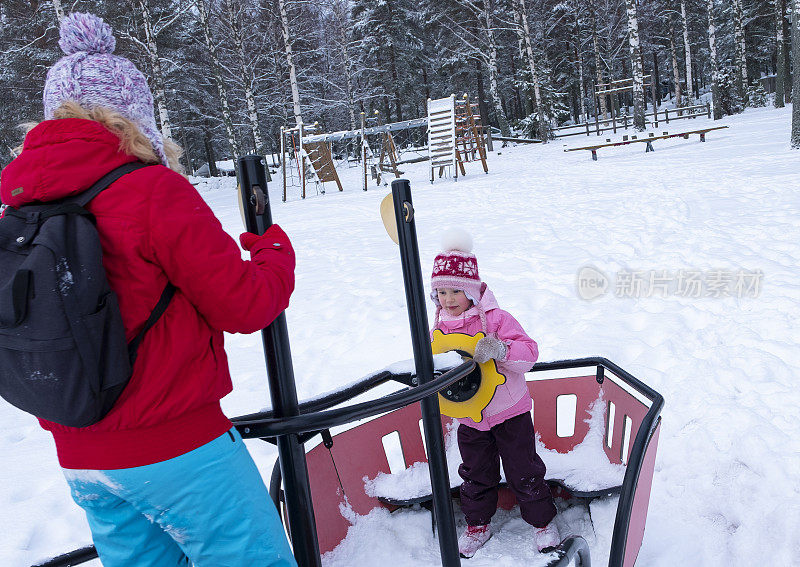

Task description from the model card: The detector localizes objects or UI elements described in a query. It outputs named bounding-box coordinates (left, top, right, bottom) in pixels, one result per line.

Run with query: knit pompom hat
left=43, top=12, right=167, bottom=165
left=430, top=228, right=487, bottom=331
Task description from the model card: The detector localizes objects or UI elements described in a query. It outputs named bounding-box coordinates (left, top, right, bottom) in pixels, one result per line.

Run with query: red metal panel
left=303, top=369, right=660, bottom=559
left=306, top=402, right=430, bottom=553
left=528, top=376, right=600, bottom=453
left=305, top=444, right=349, bottom=554
left=328, top=403, right=422, bottom=515
left=623, top=422, right=661, bottom=567
left=600, top=378, right=649, bottom=465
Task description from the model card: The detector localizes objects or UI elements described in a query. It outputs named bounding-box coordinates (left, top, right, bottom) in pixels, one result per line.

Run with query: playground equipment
left=565, top=125, right=729, bottom=160
left=427, top=94, right=489, bottom=183
left=430, top=330, right=507, bottom=421
left=280, top=124, right=343, bottom=201
left=279, top=93, right=488, bottom=198
left=296, top=114, right=428, bottom=196
left=551, top=102, right=713, bottom=139
left=32, top=164, right=662, bottom=567
left=269, top=357, right=663, bottom=567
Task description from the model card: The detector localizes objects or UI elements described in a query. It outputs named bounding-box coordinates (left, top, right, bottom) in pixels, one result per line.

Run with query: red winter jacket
left=0, top=118, right=295, bottom=469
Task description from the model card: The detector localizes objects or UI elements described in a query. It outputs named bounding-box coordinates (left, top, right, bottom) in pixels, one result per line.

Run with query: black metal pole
left=238, top=155, right=321, bottom=567
left=391, top=179, right=461, bottom=566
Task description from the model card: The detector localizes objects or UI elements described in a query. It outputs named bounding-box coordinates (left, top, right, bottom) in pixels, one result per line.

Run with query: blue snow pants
left=64, top=427, right=296, bottom=567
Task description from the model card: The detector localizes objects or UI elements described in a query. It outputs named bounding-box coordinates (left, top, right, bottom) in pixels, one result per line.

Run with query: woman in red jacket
left=0, top=13, right=296, bottom=566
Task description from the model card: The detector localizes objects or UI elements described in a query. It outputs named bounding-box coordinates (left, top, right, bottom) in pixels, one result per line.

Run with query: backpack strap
left=128, top=282, right=177, bottom=366
left=74, top=161, right=173, bottom=367
left=69, top=161, right=151, bottom=208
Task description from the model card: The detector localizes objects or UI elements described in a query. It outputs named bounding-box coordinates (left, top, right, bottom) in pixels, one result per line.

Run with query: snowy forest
left=0, top=0, right=795, bottom=172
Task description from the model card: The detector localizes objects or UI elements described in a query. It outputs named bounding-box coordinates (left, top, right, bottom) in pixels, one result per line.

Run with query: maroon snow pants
left=457, top=411, right=557, bottom=528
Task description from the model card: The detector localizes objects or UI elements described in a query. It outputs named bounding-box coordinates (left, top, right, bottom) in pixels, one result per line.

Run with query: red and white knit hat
left=430, top=228, right=487, bottom=329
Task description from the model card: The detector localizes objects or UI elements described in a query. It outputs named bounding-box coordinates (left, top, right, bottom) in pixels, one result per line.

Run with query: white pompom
left=441, top=227, right=473, bottom=253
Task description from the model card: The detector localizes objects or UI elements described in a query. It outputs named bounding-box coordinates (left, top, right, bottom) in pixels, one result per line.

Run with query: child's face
left=437, top=288, right=472, bottom=316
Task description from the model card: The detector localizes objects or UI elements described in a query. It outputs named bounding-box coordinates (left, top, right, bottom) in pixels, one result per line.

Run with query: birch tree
left=732, top=0, right=748, bottom=103
left=483, top=0, right=511, bottom=137
left=193, top=0, right=240, bottom=159
left=223, top=0, right=264, bottom=154
left=706, top=0, right=722, bottom=119
left=50, top=0, right=64, bottom=23
left=680, top=0, right=694, bottom=102
left=574, top=18, right=588, bottom=124
left=591, top=3, right=608, bottom=118
left=669, top=23, right=683, bottom=107
left=329, top=0, right=357, bottom=130
left=516, top=0, right=547, bottom=140
left=137, top=0, right=173, bottom=140
left=624, top=0, right=647, bottom=129
left=511, top=3, right=534, bottom=117
left=278, top=0, right=303, bottom=126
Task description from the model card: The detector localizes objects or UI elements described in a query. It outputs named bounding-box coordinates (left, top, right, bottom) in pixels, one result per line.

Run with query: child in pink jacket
left=430, top=229, right=560, bottom=558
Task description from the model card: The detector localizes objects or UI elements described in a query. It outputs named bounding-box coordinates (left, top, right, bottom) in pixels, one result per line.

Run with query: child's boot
left=458, top=524, right=492, bottom=558
left=534, top=521, right=561, bottom=553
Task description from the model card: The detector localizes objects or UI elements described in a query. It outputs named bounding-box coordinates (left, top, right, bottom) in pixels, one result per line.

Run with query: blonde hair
left=13, top=101, right=185, bottom=176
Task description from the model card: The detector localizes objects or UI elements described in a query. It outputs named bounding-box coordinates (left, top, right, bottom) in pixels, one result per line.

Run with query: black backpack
left=0, top=162, right=175, bottom=427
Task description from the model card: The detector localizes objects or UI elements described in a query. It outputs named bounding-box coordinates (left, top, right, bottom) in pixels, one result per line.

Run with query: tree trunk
left=681, top=0, right=694, bottom=102
left=669, top=24, right=683, bottom=108
left=484, top=0, right=511, bottom=137
left=203, top=121, right=219, bottom=177
left=652, top=51, right=660, bottom=107
left=775, top=0, right=786, bottom=107
left=50, top=0, right=64, bottom=22
left=591, top=4, right=607, bottom=118
left=340, top=23, right=357, bottom=131
left=278, top=0, right=303, bottom=125
left=511, top=6, right=533, bottom=117
left=509, top=52, right=522, bottom=119
left=194, top=0, right=240, bottom=159
left=733, top=0, right=748, bottom=102
left=624, top=0, right=646, bottom=130
left=791, top=0, right=800, bottom=147
left=707, top=0, right=722, bottom=119
left=139, top=0, right=172, bottom=141
left=783, top=0, right=792, bottom=101
left=576, top=35, right=588, bottom=122
left=226, top=0, right=264, bottom=155
left=516, top=0, right=547, bottom=140
left=389, top=45, right=403, bottom=122
left=475, top=59, right=494, bottom=151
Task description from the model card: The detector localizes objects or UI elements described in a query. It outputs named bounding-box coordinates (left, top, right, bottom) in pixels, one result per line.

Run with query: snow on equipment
left=33, top=167, right=663, bottom=567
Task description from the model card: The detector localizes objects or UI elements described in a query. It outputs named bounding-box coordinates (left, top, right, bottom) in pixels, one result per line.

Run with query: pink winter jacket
left=433, top=287, right=538, bottom=431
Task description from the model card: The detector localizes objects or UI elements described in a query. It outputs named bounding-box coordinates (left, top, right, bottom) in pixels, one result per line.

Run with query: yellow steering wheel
left=431, top=330, right=507, bottom=422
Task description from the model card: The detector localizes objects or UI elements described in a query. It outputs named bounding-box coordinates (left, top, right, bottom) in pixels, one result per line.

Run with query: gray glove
left=472, top=336, right=507, bottom=363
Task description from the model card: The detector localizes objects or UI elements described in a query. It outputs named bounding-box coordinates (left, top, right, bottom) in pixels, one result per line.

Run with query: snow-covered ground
left=1, top=106, right=799, bottom=566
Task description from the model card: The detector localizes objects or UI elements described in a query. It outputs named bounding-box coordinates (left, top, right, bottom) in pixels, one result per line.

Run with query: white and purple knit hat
left=430, top=228, right=487, bottom=330
left=43, top=12, right=167, bottom=165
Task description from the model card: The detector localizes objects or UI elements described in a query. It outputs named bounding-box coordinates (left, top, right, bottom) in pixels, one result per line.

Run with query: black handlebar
left=234, top=360, right=476, bottom=439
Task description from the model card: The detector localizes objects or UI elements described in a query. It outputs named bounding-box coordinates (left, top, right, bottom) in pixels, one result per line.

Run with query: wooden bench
left=565, top=125, right=729, bottom=160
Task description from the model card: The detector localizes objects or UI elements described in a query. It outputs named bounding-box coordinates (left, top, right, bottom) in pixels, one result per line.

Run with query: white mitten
left=472, top=336, right=507, bottom=363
